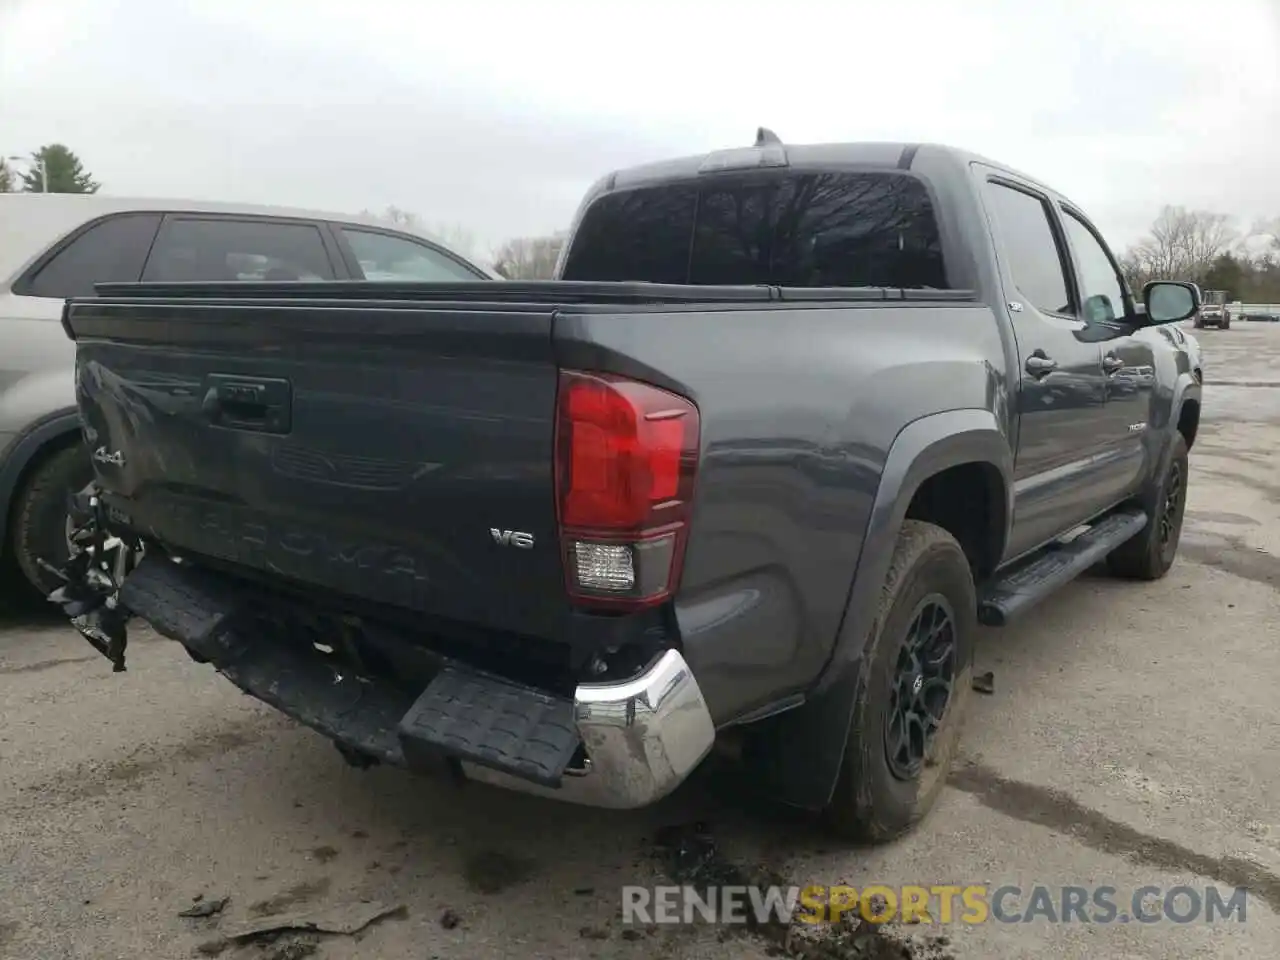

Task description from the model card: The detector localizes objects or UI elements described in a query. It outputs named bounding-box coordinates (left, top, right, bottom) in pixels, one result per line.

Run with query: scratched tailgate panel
left=68, top=300, right=568, bottom=638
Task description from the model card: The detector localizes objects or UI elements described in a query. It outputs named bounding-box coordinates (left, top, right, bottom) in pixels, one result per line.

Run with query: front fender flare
left=1164, top=376, right=1201, bottom=467
left=745, top=408, right=1012, bottom=811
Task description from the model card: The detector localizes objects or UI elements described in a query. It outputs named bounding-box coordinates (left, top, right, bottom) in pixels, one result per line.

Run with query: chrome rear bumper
left=461, top=648, right=716, bottom=809
left=112, top=553, right=715, bottom=810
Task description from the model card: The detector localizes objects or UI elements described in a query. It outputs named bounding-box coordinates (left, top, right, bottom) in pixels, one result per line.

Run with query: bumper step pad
left=398, top=666, right=582, bottom=788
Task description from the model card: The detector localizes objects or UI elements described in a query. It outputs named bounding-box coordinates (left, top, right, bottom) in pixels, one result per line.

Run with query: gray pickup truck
left=48, top=134, right=1203, bottom=843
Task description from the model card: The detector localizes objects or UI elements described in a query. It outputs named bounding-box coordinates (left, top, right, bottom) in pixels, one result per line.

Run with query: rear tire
left=10, top=443, right=94, bottom=597
left=1107, top=433, right=1188, bottom=581
left=824, top=521, right=976, bottom=843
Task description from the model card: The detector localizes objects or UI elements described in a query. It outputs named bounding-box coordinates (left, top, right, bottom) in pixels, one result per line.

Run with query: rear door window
left=338, top=227, right=484, bottom=281
left=142, top=217, right=336, bottom=282
left=560, top=172, right=948, bottom=289
left=18, top=213, right=162, bottom=298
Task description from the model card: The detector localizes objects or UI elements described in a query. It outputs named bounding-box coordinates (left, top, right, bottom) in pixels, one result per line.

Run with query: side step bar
left=978, top=508, right=1147, bottom=627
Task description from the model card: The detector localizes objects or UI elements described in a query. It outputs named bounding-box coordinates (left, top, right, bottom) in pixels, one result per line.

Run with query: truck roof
left=601, top=137, right=1075, bottom=208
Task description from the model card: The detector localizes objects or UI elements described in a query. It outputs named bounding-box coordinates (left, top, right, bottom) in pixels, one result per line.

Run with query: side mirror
left=1142, top=280, right=1200, bottom=325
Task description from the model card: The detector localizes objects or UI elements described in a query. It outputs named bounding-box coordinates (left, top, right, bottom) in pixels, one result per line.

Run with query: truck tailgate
left=65, top=294, right=568, bottom=639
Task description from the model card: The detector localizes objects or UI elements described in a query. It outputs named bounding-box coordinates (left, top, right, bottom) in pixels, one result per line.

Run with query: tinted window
left=688, top=180, right=776, bottom=284
left=1061, top=210, right=1127, bottom=324
left=142, top=218, right=335, bottom=282
left=340, top=228, right=482, bottom=281
left=22, top=213, right=162, bottom=298
left=563, top=173, right=947, bottom=289
left=983, top=183, right=1071, bottom=315
left=697, top=174, right=947, bottom=288
left=561, top=182, right=698, bottom=284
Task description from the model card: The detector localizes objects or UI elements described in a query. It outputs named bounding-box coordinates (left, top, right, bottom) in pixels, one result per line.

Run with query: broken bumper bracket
left=113, top=553, right=716, bottom=809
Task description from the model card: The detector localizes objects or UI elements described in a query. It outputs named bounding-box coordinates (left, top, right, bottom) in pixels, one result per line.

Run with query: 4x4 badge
left=94, top=446, right=125, bottom=467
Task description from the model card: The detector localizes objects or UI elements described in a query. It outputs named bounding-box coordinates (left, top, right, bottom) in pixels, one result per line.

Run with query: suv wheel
left=10, top=444, right=94, bottom=597
left=824, top=520, right=976, bottom=842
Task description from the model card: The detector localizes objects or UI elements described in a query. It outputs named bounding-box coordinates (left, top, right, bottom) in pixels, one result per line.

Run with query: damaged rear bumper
left=116, top=554, right=715, bottom=810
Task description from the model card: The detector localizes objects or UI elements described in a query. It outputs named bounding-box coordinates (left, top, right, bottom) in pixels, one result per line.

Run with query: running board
left=978, top=508, right=1147, bottom=627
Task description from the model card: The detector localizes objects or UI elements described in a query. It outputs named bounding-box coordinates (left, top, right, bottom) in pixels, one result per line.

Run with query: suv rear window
left=561, top=172, right=947, bottom=289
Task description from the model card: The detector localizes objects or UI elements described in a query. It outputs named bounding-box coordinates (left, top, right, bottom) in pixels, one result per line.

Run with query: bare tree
left=356, top=206, right=482, bottom=261
left=491, top=233, right=566, bottom=280
left=429, top=222, right=482, bottom=262
left=1121, top=206, right=1236, bottom=289
left=1247, top=216, right=1280, bottom=254
left=359, top=204, right=419, bottom=229
left=0, top=159, right=13, bottom=193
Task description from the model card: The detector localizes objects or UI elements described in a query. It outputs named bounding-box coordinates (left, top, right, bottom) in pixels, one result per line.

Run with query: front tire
left=825, top=521, right=976, bottom=843
left=10, top=444, right=94, bottom=597
left=1107, top=433, right=1188, bottom=580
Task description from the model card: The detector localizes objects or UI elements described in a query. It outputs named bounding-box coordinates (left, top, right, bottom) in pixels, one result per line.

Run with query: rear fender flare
left=746, top=408, right=1012, bottom=811
left=0, top=410, right=85, bottom=548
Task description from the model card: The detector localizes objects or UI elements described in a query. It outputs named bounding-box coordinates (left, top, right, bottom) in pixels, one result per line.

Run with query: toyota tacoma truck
left=47, top=133, right=1203, bottom=842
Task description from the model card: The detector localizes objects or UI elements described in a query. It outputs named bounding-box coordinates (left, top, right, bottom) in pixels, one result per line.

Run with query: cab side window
left=338, top=227, right=484, bottom=281
left=142, top=217, right=336, bottom=282
left=17, top=213, right=163, bottom=298
left=1061, top=210, right=1127, bottom=325
left=982, top=182, right=1072, bottom=316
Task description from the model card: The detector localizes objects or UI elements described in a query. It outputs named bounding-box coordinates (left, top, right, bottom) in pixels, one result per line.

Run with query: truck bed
left=65, top=278, right=990, bottom=724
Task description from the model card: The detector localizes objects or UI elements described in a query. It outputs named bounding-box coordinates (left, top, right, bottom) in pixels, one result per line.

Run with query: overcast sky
left=2, top=0, right=1277, bottom=257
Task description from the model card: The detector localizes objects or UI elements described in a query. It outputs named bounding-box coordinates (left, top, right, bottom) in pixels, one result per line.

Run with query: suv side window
left=18, top=213, right=163, bottom=298
left=1061, top=209, right=1127, bottom=324
left=983, top=182, right=1072, bottom=316
left=338, top=227, right=484, bottom=281
left=142, top=217, right=336, bottom=282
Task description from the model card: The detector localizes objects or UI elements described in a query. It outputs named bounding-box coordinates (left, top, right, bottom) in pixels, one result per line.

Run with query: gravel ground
left=2, top=322, right=1278, bottom=960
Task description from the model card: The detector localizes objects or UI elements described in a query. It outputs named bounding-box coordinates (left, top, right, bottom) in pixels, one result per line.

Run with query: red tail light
left=554, top=370, right=700, bottom=610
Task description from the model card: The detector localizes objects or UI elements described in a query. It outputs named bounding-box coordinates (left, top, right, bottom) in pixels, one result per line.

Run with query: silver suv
left=0, top=194, right=497, bottom=598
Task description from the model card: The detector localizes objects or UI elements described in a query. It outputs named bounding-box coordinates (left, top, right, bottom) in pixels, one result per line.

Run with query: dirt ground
left=2, top=322, right=1278, bottom=960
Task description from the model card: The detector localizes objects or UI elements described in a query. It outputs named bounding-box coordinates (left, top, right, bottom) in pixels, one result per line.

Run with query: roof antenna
left=755, top=127, right=782, bottom=146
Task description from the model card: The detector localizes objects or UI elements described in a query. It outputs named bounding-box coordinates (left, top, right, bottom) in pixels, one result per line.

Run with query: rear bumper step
left=117, top=555, right=715, bottom=809
left=978, top=508, right=1147, bottom=626
left=399, top=666, right=582, bottom=789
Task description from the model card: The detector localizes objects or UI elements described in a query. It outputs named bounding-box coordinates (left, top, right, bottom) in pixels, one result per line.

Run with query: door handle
left=1103, top=354, right=1125, bottom=374
left=200, top=374, right=292, bottom=433
left=1024, top=352, right=1057, bottom=378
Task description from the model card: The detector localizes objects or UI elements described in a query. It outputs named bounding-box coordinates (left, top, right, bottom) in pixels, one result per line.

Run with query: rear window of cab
left=561, top=171, right=948, bottom=290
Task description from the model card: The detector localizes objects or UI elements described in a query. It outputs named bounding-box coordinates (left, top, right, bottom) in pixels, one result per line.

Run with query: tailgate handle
left=201, top=375, right=292, bottom=433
